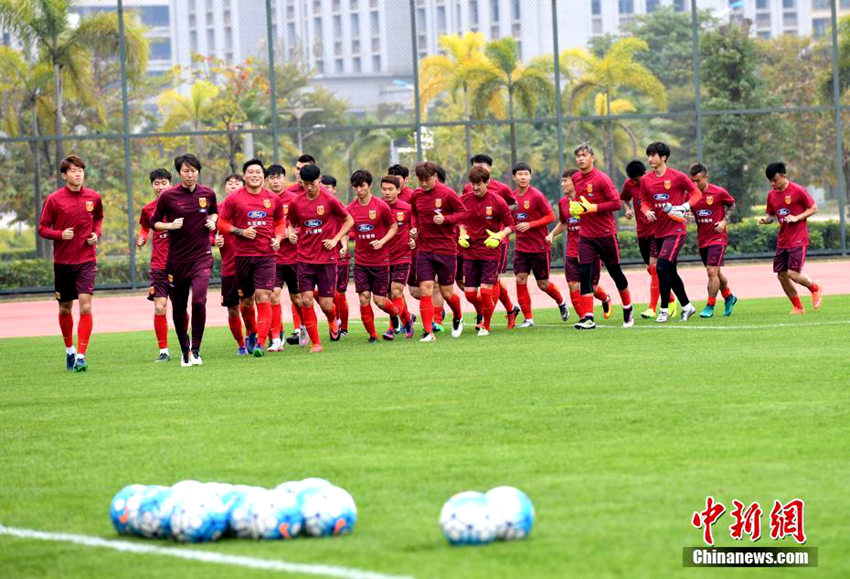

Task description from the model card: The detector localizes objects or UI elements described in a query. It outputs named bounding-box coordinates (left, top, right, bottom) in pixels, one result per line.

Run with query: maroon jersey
left=557, top=195, right=582, bottom=258
left=385, top=199, right=413, bottom=265
left=512, top=186, right=553, bottom=254
left=139, top=198, right=169, bottom=270
left=218, top=187, right=284, bottom=257
left=151, top=183, right=217, bottom=264
left=620, top=178, right=654, bottom=238
left=461, top=190, right=514, bottom=260
left=347, top=196, right=395, bottom=267
left=276, top=190, right=299, bottom=265
left=640, top=168, right=700, bottom=238
left=399, top=186, right=414, bottom=204
left=569, top=168, right=620, bottom=238
left=461, top=178, right=517, bottom=207
left=410, top=182, right=467, bottom=255
left=287, top=189, right=350, bottom=264
left=691, top=184, right=734, bottom=248
left=38, top=186, right=104, bottom=265
left=766, top=181, right=815, bottom=249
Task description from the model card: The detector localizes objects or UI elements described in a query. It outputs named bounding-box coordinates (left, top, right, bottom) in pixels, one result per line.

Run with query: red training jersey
left=557, top=195, right=583, bottom=258
left=346, top=195, right=395, bottom=267
left=139, top=198, right=169, bottom=270
left=569, top=167, right=620, bottom=238
left=620, top=178, right=654, bottom=238
left=691, top=184, right=735, bottom=248
left=385, top=199, right=414, bottom=265
left=512, top=186, right=554, bottom=254
left=461, top=190, right=514, bottom=260
left=398, top=186, right=414, bottom=204
left=38, top=186, right=104, bottom=265
left=461, top=178, right=517, bottom=207
left=276, top=190, right=299, bottom=265
left=410, top=182, right=467, bottom=256
left=640, top=168, right=700, bottom=238
left=766, top=181, right=815, bottom=249
left=287, top=189, right=350, bottom=264
left=151, top=183, right=217, bottom=264
left=218, top=187, right=284, bottom=257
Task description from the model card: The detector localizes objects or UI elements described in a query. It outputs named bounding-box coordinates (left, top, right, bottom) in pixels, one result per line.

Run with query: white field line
left=534, top=320, right=850, bottom=331
left=0, top=524, right=414, bottom=579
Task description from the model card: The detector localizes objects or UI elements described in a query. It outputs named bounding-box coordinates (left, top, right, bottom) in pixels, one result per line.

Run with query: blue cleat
left=245, top=332, right=258, bottom=354
left=73, top=357, right=88, bottom=373
left=724, top=295, right=738, bottom=317
left=66, top=351, right=76, bottom=371
left=700, top=304, right=715, bottom=318
left=237, top=346, right=248, bottom=356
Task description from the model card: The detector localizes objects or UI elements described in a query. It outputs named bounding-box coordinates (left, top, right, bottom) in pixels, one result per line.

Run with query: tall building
left=810, top=0, right=849, bottom=39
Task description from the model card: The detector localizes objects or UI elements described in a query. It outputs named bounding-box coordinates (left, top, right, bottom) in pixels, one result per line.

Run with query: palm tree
left=156, top=80, right=221, bottom=157
left=460, top=37, right=555, bottom=166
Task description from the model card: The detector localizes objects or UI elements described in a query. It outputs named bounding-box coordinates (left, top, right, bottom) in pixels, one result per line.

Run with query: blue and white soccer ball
left=439, top=491, right=497, bottom=546
left=169, top=491, right=228, bottom=543
left=170, top=479, right=204, bottom=497
left=274, top=481, right=303, bottom=501
left=300, top=485, right=357, bottom=537
left=225, top=486, right=266, bottom=538
left=485, top=486, right=535, bottom=541
left=247, top=489, right=304, bottom=540
left=132, top=485, right=177, bottom=539
left=109, top=484, right=148, bottom=536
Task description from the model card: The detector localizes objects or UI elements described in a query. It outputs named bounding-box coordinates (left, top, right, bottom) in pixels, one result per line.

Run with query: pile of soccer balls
left=109, top=478, right=356, bottom=543
left=439, top=486, right=535, bottom=545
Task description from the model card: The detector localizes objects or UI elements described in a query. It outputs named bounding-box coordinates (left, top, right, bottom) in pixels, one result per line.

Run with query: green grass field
left=1, top=296, right=848, bottom=578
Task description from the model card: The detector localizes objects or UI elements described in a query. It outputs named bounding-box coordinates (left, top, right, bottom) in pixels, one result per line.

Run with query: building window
left=206, top=28, right=215, bottom=50
left=619, top=0, right=634, bottom=14
left=335, top=58, right=344, bottom=73
left=370, top=10, right=379, bottom=34
left=335, top=40, right=343, bottom=56
left=316, top=59, right=325, bottom=74
left=512, top=0, right=520, bottom=20
left=673, top=0, right=686, bottom=11
left=756, top=0, right=768, bottom=9
left=189, top=30, right=197, bottom=53
left=491, top=23, right=500, bottom=37
left=353, top=56, right=361, bottom=72
left=287, top=23, right=296, bottom=40
left=437, top=6, right=447, bottom=32
left=591, top=0, right=601, bottom=17
left=352, top=39, right=360, bottom=53
left=313, top=0, right=322, bottom=15
left=139, top=6, right=170, bottom=28
left=351, top=13, right=360, bottom=35
left=332, top=0, right=341, bottom=12
left=782, top=0, right=795, bottom=8
left=783, top=12, right=797, bottom=27
left=470, top=0, right=479, bottom=24
left=350, top=0, right=358, bottom=9
left=812, top=18, right=829, bottom=38
left=646, top=0, right=660, bottom=12
left=314, top=18, right=322, bottom=38
left=372, top=54, right=380, bottom=70
left=372, top=37, right=380, bottom=51
left=491, top=0, right=500, bottom=21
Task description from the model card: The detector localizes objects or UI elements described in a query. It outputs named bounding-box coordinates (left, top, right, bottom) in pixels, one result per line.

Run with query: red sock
left=335, top=293, right=349, bottom=330
left=464, top=289, right=482, bottom=315
left=790, top=295, right=803, bottom=309
left=582, top=295, right=594, bottom=318
left=77, top=313, right=93, bottom=355
left=569, top=289, right=583, bottom=317
left=59, top=312, right=74, bottom=347
left=544, top=283, right=564, bottom=305
left=593, top=286, right=608, bottom=302
left=618, top=288, right=632, bottom=309
left=271, top=304, right=282, bottom=339
left=446, top=293, right=462, bottom=320
left=241, top=304, right=257, bottom=335
left=433, top=306, right=444, bottom=324
left=393, top=296, right=411, bottom=324
left=256, top=302, right=273, bottom=345
left=302, top=306, right=321, bottom=345
left=360, top=304, right=377, bottom=338
left=809, top=283, right=819, bottom=293
left=227, top=314, right=245, bottom=347
left=378, top=299, right=399, bottom=317
left=421, top=295, right=434, bottom=333
left=480, top=287, right=495, bottom=330
left=324, top=303, right=337, bottom=324
left=720, top=287, right=732, bottom=299
left=707, top=296, right=717, bottom=306
left=497, top=281, right=514, bottom=311
left=154, top=313, right=168, bottom=349
left=516, top=283, right=533, bottom=319
left=649, top=264, right=660, bottom=310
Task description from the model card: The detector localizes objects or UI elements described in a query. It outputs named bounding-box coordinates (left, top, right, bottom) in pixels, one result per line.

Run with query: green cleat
left=640, top=308, right=656, bottom=319
left=699, top=305, right=715, bottom=318
left=432, top=322, right=445, bottom=333
left=73, top=357, right=88, bottom=372
left=724, top=295, right=738, bottom=317
left=669, top=299, right=678, bottom=319
left=252, top=346, right=265, bottom=358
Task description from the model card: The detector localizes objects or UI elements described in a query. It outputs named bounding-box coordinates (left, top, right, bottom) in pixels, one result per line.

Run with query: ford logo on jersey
left=357, top=224, right=375, bottom=232
left=696, top=209, right=713, bottom=217
left=515, top=212, right=528, bottom=219
left=776, top=208, right=791, bottom=217
left=305, top=219, right=323, bottom=227
left=653, top=193, right=670, bottom=201
left=247, top=210, right=267, bottom=219
left=568, top=217, right=580, bottom=225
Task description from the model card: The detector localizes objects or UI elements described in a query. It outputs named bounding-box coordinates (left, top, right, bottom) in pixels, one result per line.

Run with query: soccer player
left=461, top=154, right=520, bottom=328
left=38, top=155, right=103, bottom=372
left=322, top=174, right=350, bottom=337
left=688, top=163, right=738, bottom=318
left=459, top=165, right=514, bottom=336
left=285, top=154, right=316, bottom=195
left=380, top=174, right=416, bottom=338
left=218, top=159, right=285, bottom=357
left=388, top=164, right=415, bottom=203
left=546, top=168, right=612, bottom=320
left=137, top=168, right=173, bottom=362
left=569, top=144, right=634, bottom=329
left=345, top=170, right=401, bottom=343
left=217, top=174, right=253, bottom=355
left=152, top=154, right=218, bottom=366
left=510, top=162, right=567, bottom=328
left=286, top=164, right=354, bottom=352
left=758, top=162, right=822, bottom=314
left=639, top=142, right=701, bottom=323
left=410, top=161, right=467, bottom=341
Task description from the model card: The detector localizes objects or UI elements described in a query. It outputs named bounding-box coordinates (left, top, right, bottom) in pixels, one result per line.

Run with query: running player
left=137, top=168, right=173, bottom=362
left=758, top=162, right=822, bottom=314
left=37, top=155, right=103, bottom=372
left=388, top=164, right=415, bottom=203
left=322, top=174, right=351, bottom=337
left=218, top=174, right=253, bottom=355
left=380, top=174, right=416, bottom=338
left=285, top=154, right=316, bottom=194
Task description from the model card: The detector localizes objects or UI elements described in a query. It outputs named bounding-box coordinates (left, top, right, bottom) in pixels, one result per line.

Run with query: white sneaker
left=298, top=325, right=308, bottom=347
left=190, top=351, right=203, bottom=366
left=680, top=303, right=696, bottom=322
left=268, top=338, right=284, bottom=352
left=180, top=352, right=193, bottom=367
left=420, top=332, right=436, bottom=342
left=477, top=328, right=490, bottom=337
left=655, top=309, right=669, bottom=323
left=518, top=319, right=535, bottom=328
left=451, top=318, right=464, bottom=338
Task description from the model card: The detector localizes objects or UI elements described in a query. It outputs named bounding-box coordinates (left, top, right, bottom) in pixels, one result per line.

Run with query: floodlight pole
left=691, top=0, right=703, bottom=161
left=265, top=0, right=280, bottom=162
left=117, top=0, right=136, bottom=288
left=831, top=0, right=848, bottom=254
left=409, top=0, right=423, bottom=161
left=551, top=0, right=564, bottom=176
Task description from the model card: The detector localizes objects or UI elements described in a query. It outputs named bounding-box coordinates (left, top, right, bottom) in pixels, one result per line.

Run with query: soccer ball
left=300, top=485, right=357, bottom=537
left=247, top=489, right=304, bottom=540
left=225, top=486, right=266, bottom=538
left=274, top=480, right=303, bottom=500
left=204, top=482, right=235, bottom=498
left=109, top=484, right=148, bottom=536
left=439, top=491, right=497, bottom=546
left=485, top=486, right=535, bottom=540
left=169, top=491, right=228, bottom=543
left=170, top=479, right=204, bottom=497
left=132, top=485, right=176, bottom=539
left=298, top=477, right=334, bottom=490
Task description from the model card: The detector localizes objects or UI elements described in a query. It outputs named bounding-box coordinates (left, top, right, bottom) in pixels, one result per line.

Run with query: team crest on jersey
left=263, top=198, right=271, bottom=208
left=664, top=180, right=672, bottom=190
left=785, top=195, right=792, bottom=205
left=317, top=205, right=325, bottom=215
left=435, top=198, right=442, bottom=208
left=486, top=206, right=493, bottom=216
left=85, top=200, right=94, bottom=212
left=523, top=200, right=530, bottom=210
left=283, top=204, right=289, bottom=214
left=586, top=184, right=593, bottom=193
left=706, top=195, right=714, bottom=206
left=369, top=209, right=377, bottom=220
left=396, top=211, right=404, bottom=222
left=237, top=289, right=243, bottom=297
left=199, top=197, right=208, bottom=208
left=167, top=274, right=173, bottom=283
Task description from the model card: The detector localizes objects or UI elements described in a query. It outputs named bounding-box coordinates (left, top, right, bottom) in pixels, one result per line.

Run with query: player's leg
left=227, top=304, right=247, bottom=355
left=575, top=238, right=600, bottom=329
left=478, top=259, right=499, bottom=335
left=315, top=265, right=340, bottom=341
left=591, top=258, right=612, bottom=320
left=436, top=256, right=463, bottom=338
left=369, top=268, right=398, bottom=340
left=334, top=262, right=350, bottom=336
left=268, top=286, right=284, bottom=351
left=252, top=274, right=274, bottom=358
left=358, top=289, right=378, bottom=342
left=462, top=259, right=483, bottom=329
left=785, top=247, right=821, bottom=310
left=432, top=284, right=445, bottom=332
left=153, top=296, right=170, bottom=361
left=188, top=260, right=212, bottom=363
left=283, top=265, right=303, bottom=345
left=701, top=262, right=720, bottom=318
left=300, top=290, right=323, bottom=349
left=534, top=253, right=568, bottom=321
left=417, top=253, right=437, bottom=340
left=514, top=252, right=534, bottom=327
left=57, top=290, right=75, bottom=371
left=716, top=251, right=737, bottom=316
left=168, top=276, right=192, bottom=365
left=600, top=251, right=633, bottom=328
left=773, top=249, right=804, bottom=313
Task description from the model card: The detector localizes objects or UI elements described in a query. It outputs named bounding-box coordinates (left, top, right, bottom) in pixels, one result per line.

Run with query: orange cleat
left=310, top=344, right=324, bottom=353
left=811, top=283, right=823, bottom=310
left=789, top=307, right=806, bottom=315
left=506, top=306, right=520, bottom=329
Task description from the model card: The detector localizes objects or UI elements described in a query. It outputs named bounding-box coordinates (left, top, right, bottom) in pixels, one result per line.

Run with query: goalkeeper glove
left=484, top=229, right=503, bottom=248
left=458, top=233, right=470, bottom=248
left=569, top=196, right=598, bottom=217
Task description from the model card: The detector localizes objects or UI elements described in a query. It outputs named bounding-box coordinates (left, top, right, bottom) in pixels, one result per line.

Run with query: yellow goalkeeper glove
left=458, top=233, right=470, bottom=248
left=569, top=196, right=598, bottom=217
left=484, top=229, right=503, bottom=248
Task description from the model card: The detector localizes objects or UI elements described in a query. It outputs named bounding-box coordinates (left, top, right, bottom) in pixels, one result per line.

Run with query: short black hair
left=267, top=164, right=286, bottom=177
left=321, top=175, right=337, bottom=187
left=387, top=164, right=409, bottom=179
left=562, top=168, right=579, bottom=179
left=512, top=162, right=532, bottom=175
left=174, top=154, right=202, bottom=173
left=689, top=162, right=708, bottom=177
left=242, top=158, right=267, bottom=176
left=625, top=160, right=647, bottom=180
left=435, top=165, right=446, bottom=183
left=223, top=173, right=244, bottom=186
left=470, top=154, right=494, bottom=166
left=297, top=154, right=316, bottom=164
left=645, top=142, right=671, bottom=161
left=300, top=164, right=321, bottom=182
left=149, top=168, right=172, bottom=183
left=349, top=170, right=372, bottom=187
left=765, top=162, right=787, bottom=180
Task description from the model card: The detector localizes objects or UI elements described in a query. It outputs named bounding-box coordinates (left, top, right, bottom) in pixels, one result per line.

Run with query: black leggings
left=656, top=258, right=690, bottom=308
left=580, top=261, right=628, bottom=295
left=169, top=268, right=211, bottom=353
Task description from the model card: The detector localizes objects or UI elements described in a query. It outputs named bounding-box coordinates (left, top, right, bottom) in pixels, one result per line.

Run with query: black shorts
left=220, top=275, right=240, bottom=307
left=54, top=261, right=97, bottom=302
left=275, top=263, right=299, bottom=295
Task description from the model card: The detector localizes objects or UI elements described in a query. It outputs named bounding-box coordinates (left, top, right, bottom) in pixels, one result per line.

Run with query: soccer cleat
left=450, top=318, right=463, bottom=338
left=66, top=351, right=76, bottom=371
left=420, top=332, right=436, bottom=342
left=310, top=344, right=323, bottom=352
left=680, top=303, right=696, bottom=322
left=432, top=322, right=444, bottom=333
left=382, top=328, right=395, bottom=341
left=286, top=330, right=300, bottom=346
left=573, top=316, right=596, bottom=330
left=191, top=349, right=203, bottom=365
left=181, top=352, right=192, bottom=367
left=655, top=309, right=670, bottom=324
left=700, top=305, right=715, bottom=318
left=268, top=338, right=284, bottom=352
left=298, top=326, right=309, bottom=347
left=391, top=315, right=402, bottom=334
left=518, top=319, right=534, bottom=328
left=723, top=295, right=738, bottom=317
left=477, top=328, right=490, bottom=337
left=367, top=336, right=379, bottom=344
left=669, top=299, right=678, bottom=319
left=245, top=333, right=258, bottom=354
left=602, top=297, right=612, bottom=320
left=789, top=307, right=806, bottom=315
left=622, top=306, right=634, bottom=328
left=475, top=314, right=484, bottom=330
left=405, top=314, right=417, bottom=338
left=640, top=307, right=656, bottom=320
left=506, top=306, right=520, bottom=329
left=72, top=356, right=88, bottom=372
left=558, top=301, right=570, bottom=322
left=812, top=283, right=823, bottom=310
left=329, top=320, right=340, bottom=341
left=252, top=345, right=265, bottom=357
left=340, top=329, right=348, bottom=337
left=237, top=346, right=248, bottom=356
left=155, top=352, right=171, bottom=363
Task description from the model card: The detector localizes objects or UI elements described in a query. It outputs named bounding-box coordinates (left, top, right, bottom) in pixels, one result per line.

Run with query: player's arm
left=271, top=217, right=286, bottom=251
left=715, top=197, right=735, bottom=232
left=88, top=198, right=103, bottom=245
left=545, top=221, right=567, bottom=245
left=440, top=194, right=467, bottom=225
left=518, top=201, right=555, bottom=232
left=620, top=186, right=634, bottom=219
left=639, top=179, right=656, bottom=222
left=486, top=200, right=516, bottom=247
left=325, top=204, right=354, bottom=249
left=758, top=201, right=775, bottom=226
left=37, top=197, right=68, bottom=240
left=153, top=195, right=183, bottom=231
left=786, top=190, right=818, bottom=224
left=373, top=221, right=398, bottom=250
